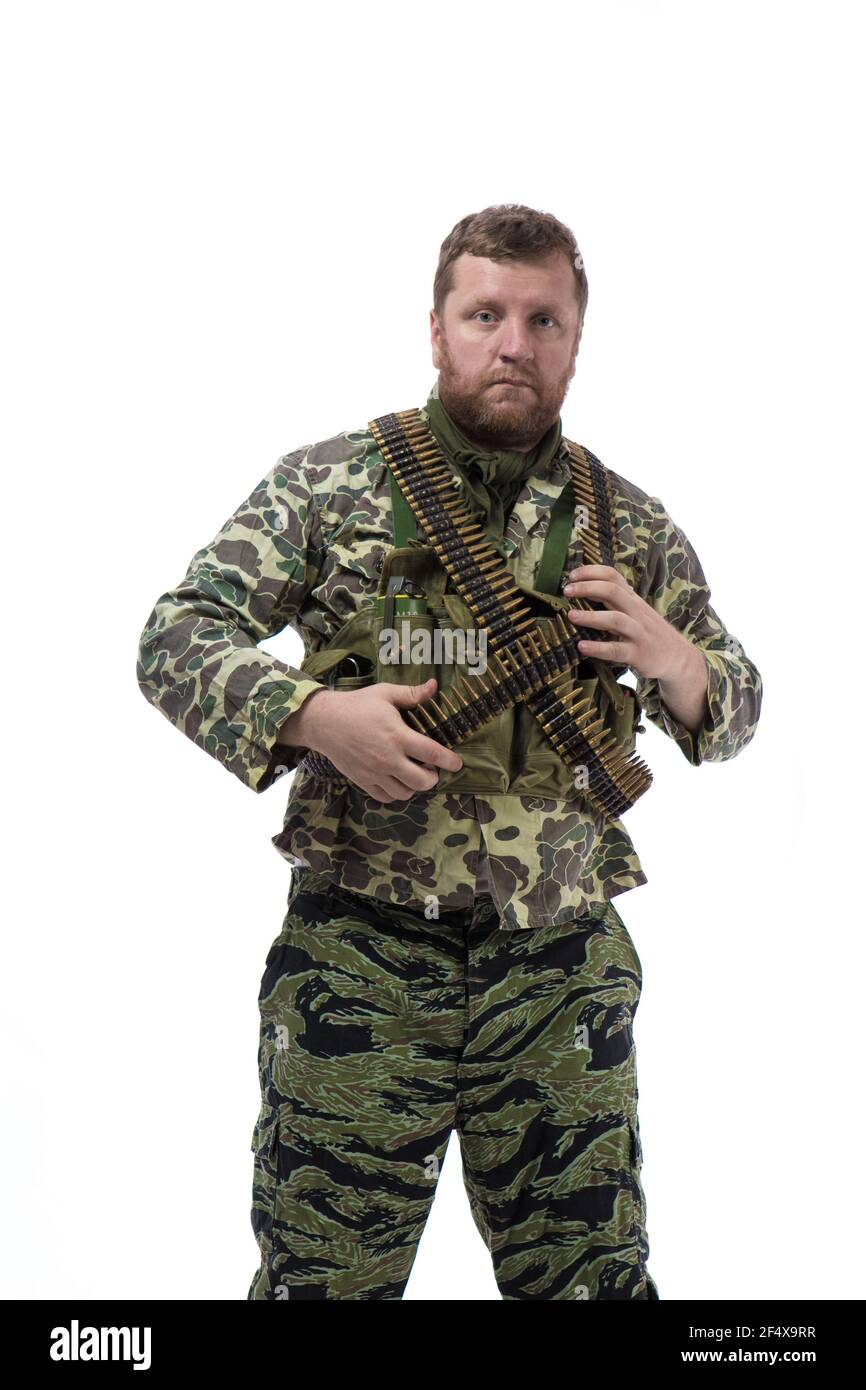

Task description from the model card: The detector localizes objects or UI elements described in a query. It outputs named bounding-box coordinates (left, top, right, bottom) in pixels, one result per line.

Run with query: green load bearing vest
left=296, top=455, right=644, bottom=800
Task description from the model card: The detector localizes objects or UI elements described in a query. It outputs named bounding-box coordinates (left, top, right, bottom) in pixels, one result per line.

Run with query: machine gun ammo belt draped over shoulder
left=369, top=410, right=652, bottom=818
left=298, top=409, right=653, bottom=819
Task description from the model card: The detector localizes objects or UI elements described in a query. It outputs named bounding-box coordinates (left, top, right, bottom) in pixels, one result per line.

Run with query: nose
left=495, top=318, right=534, bottom=362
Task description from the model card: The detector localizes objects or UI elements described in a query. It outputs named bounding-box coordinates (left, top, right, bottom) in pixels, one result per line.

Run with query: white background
left=2, top=0, right=864, bottom=1300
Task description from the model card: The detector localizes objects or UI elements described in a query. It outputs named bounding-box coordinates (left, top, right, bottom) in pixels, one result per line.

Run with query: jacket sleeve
left=135, top=445, right=328, bottom=792
left=632, top=494, right=762, bottom=767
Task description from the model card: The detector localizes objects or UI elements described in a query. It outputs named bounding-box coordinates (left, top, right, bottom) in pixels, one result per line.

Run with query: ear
left=570, top=318, right=583, bottom=371
left=430, top=309, right=441, bottom=368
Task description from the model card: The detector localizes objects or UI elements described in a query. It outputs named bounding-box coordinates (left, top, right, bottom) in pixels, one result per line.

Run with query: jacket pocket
left=300, top=608, right=378, bottom=687
left=374, top=611, right=436, bottom=688
left=597, top=683, right=640, bottom=752
left=425, top=594, right=511, bottom=793
left=510, top=695, right=585, bottom=797
left=433, top=716, right=511, bottom=794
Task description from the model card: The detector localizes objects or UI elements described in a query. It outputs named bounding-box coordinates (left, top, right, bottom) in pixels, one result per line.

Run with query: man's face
left=430, top=250, right=583, bottom=453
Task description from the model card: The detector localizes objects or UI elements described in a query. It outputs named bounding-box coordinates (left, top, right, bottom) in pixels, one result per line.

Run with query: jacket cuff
left=244, top=677, right=329, bottom=792
left=639, top=649, right=723, bottom=768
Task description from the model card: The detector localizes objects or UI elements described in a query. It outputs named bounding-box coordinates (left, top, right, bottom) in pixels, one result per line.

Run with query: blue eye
left=473, top=311, right=555, bottom=326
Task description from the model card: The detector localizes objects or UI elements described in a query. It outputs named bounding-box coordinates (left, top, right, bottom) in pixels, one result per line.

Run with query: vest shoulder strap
left=382, top=428, right=617, bottom=594
left=533, top=479, right=573, bottom=594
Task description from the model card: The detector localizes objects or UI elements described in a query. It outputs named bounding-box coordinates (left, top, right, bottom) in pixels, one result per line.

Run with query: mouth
left=491, top=380, right=532, bottom=389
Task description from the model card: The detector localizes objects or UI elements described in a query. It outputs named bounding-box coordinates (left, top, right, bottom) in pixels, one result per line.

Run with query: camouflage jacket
left=136, top=398, right=762, bottom=929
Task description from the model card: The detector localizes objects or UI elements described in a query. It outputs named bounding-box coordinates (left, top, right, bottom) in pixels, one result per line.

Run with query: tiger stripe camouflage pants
left=247, top=869, right=659, bottom=1300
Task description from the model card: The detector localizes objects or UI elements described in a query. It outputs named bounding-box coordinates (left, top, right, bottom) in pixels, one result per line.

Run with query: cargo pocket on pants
left=250, top=1101, right=281, bottom=1258
left=605, top=901, right=643, bottom=991
left=627, top=1110, right=653, bottom=1290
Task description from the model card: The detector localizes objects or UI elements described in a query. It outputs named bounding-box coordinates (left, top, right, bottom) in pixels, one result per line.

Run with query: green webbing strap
left=388, top=462, right=417, bottom=548
left=388, top=459, right=574, bottom=593
left=533, top=481, right=575, bottom=595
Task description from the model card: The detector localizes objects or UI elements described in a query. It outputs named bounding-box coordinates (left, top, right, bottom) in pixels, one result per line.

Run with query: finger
left=566, top=564, right=627, bottom=586
left=368, top=780, right=423, bottom=803
left=568, top=611, right=642, bottom=648
left=385, top=678, right=438, bottom=707
left=576, top=638, right=631, bottom=663
left=377, top=772, right=431, bottom=802
left=562, top=578, right=631, bottom=607
left=390, top=756, right=444, bottom=793
left=400, top=729, right=464, bottom=772
left=566, top=608, right=625, bottom=637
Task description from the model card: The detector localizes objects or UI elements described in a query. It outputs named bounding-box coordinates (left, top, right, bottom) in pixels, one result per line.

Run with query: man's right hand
left=276, top=678, right=464, bottom=802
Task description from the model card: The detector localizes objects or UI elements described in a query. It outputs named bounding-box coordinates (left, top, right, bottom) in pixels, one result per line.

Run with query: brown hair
left=433, top=203, right=588, bottom=326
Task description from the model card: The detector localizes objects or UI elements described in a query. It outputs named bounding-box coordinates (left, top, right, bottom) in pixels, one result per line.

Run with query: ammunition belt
left=363, top=410, right=652, bottom=819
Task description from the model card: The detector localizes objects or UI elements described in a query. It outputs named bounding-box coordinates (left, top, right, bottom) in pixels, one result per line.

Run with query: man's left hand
left=563, top=564, right=696, bottom=682
left=563, top=565, right=711, bottom=736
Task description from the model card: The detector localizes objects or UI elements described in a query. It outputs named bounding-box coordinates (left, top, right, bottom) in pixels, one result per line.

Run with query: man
left=137, top=204, right=762, bottom=1300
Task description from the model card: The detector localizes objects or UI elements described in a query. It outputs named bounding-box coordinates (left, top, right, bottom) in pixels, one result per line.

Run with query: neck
left=460, top=426, right=535, bottom=454
left=437, top=396, right=548, bottom=457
